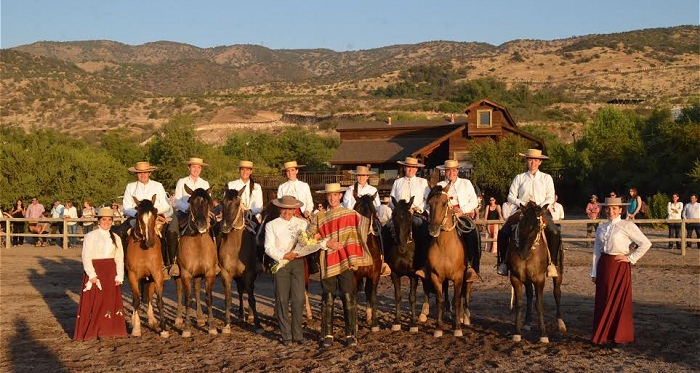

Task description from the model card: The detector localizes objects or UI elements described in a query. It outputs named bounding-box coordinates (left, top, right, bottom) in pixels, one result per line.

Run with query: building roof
left=335, top=119, right=462, bottom=132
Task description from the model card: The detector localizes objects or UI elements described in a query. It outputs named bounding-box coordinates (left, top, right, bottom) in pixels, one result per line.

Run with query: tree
left=470, top=136, right=530, bottom=200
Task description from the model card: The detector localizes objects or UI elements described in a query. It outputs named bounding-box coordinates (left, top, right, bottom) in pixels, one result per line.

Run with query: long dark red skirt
left=591, top=253, right=635, bottom=345
left=73, top=258, right=128, bottom=341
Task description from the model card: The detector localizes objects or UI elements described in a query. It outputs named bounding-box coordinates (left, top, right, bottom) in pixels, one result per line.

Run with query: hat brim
left=436, top=165, right=459, bottom=170
left=272, top=200, right=304, bottom=209
left=315, top=187, right=348, bottom=194
left=601, top=202, right=629, bottom=206
left=349, top=170, right=376, bottom=175
left=397, top=161, right=425, bottom=167
left=128, top=166, right=158, bottom=173
left=184, top=161, right=209, bottom=167
left=518, top=153, right=549, bottom=160
left=284, top=164, right=305, bottom=170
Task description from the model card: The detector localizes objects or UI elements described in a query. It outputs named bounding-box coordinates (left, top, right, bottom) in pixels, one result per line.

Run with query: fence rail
left=2, top=217, right=699, bottom=255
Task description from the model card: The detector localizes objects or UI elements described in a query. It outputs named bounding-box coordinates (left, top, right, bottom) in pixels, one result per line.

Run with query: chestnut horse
left=174, top=186, right=218, bottom=337
left=382, top=197, right=430, bottom=332
left=124, top=195, right=168, bottom=338
left=352, top=194, right=383, bottom=332
left=426, top=184, right=465, bottom=338
left=507, top=203, right=566, bottom=343
left=218, top=186, right=263, bottom=334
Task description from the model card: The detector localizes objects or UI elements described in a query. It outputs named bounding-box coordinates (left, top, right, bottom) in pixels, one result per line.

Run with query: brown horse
left=124, top=195, right=168, bottom=338
left=426, top=184, right=465, bottom=338
left=218, top=186, right=263, bottom=334
left=352, top=194, right=383, bottom=332
left=382, top=196, right=430, bottom=332
left=507, top=202, right=566, bottom=343
left=173, top=186, right=218, bottom=337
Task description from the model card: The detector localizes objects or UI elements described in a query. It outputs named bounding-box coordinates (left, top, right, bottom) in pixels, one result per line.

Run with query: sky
left=1, top=0, right=698, bottom=51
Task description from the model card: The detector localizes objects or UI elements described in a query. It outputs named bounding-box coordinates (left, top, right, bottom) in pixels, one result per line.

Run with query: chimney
left=450, top=114, right=455, bottom=123
left=387, top=116, right=392, bottom=126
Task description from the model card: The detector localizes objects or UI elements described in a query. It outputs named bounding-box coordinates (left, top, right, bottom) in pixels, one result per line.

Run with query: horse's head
left=132, top=195, right=158, bottom=248
left=515, top=202, right=547, bottom=260
left=353, top=194, right=377, bottom=219
left=391, top=196, right=414, bottom=249
left=427, top=184, right=452, bottom=237
left=220, top=186, right=245, bottom=234
left=185, top=185, right=213, bottom=234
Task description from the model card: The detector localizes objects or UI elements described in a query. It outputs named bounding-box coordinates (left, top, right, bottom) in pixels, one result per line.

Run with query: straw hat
left=600, top=197, right=629, bottom=206
left=272, top=195, right=304, bottom=209
left=436, top=159, right=459, bottom=170
left=96, top=207, right=114, bottom=218
left=381, top=196, right=390, bottom=204
left=128, top=161, right=158, bottom=173
left=184, top=157, right=209, bottom=167
left=397, top=156, right=425, bottom=168
left=315, top=183, right=348, bottom=194
left=518, top=149, right=549, bottom=160
left=283, top=161, right=305, bottom=170
left=239, top=160, right=254, bottom=169
left=349, top=165, right=376, bottom=175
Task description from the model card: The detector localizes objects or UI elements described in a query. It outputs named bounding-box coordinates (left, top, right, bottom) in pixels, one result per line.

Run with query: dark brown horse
left=426, top=184, right=465, bottom=337
left=507, top=202, right=566, bottom=343
left=218, top=186, right=263, bottom=334
left=124, top=195, right=168, bottom=338
left=173, top=186, right=218, bottom=337
left=382, top=196, right=430, bottom=332
left=352, top=194, right=383, bottom=332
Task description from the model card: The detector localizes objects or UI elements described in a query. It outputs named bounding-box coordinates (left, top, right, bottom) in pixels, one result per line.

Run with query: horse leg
left=431, top=274, right=444, bottom=338
left=408, top=276, right=419, bottom=333
left=195, top=279, right=205, bottom=327
left=553, top=273, right=566, bottom=333
left=128, top=273, right=142, bottom=337
left=247, top=277, right=263, bottom=334
left=452, top=275, right=464, bottom=337
left=442, top=281, right=451, bottom=322
left=154, top=276, right=168, bottom=338
left=304, top=291, right=312, bottom=322
left=523, top=282, right=534, bottom=331
left=181, top=276, right=193, bottom=337
left=391, top=274, right=402, bottom=331
left=205, top=274, right=217, bottom=335
left=510, top=278, right=524, bottom=342
left=146, top=281, right=157, bottom=328
left=536, top=281, right=548, bottom=343
left=174, top=277, right=184, bottom=328
left=221, top=272, right=233, bottom=334
left=368, top=276, right=380, bottom=332
left=462, top=281, right=472, bottom=326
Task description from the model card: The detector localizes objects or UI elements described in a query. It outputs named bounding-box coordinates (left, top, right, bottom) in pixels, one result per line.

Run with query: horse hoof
left=421, top=303, right=430, bottom=315
left=160, top=330, right=170, bottom=338
left=523, top=324, right=531, bottom=331
left=255, top=327, right=265, bottom=335
left=391, top=324, right=401, bottom=331
left=131, top=330, right=141, bottom=337
left=418, top=314, right=428, bottom=323
left=461, top=317, right=471, bottom=326
left=197, top=320, right=206, bottom=327
left=174, top=318, right=184, bottom=328
left=222, top=325, right=231, bottom=334
left=371, top=326, right=380, bottom=332
left=453, top=329, right=463, bottom=337
left=209, top=329, right=218, bottom=335
left=409, top=326, right=419, bottom=333
left=557, top=319, right=567, bottom=333
left=539, top=336, right=550, bottom=344
left=433, top=330, right=443, bottom=338
left=182, top=330, right=191, bottom=338
left=512, top=334, right=522, bottom=342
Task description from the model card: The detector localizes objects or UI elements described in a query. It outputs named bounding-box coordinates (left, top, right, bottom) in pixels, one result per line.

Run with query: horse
left=173, top=186, right=218, bottom=337
left=506, top=202, right=566, bottom=343
left=124, top=195, right=168, bottom=338
left=352, top=194, right=383, bottom=332
left=425, top=184, right=465, bottom=338
left=218, top=186, right=263, bottom=334
left=381, top=196, right=430, bottom=332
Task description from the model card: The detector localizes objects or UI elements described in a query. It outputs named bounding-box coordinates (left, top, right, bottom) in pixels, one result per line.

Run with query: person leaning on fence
left=586, top=195, right=601, bottom=247
left=50, top=199, right=65, bottom=247
left=496, top=148, right=561, bottom=278
left=9, top=199, right=26, bottom=246
left=667, top=193, right=683, bottom=250
left=25, top=198, right=46, bottom=246
left=682, top=193, right=700, bottom=249
left=63, top=201, right=79, bottom=248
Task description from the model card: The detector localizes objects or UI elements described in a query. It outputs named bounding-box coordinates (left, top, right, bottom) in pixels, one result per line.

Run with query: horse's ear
left=541, top=204, right=549, bottom=213
left=207, top=187, right=213, bottom=196
left=520, top=203, right=527, bottom=210
left=184, top=184, right=194, bottom=195
left=443, top=183, right=451, bottom=193
left=409, top=195, right=415, bottom=206
left=391, top=196, right=398, bottom=207
left=133, top=196, right=140, bottom=205
left=150, top=194, right=156, bottom=204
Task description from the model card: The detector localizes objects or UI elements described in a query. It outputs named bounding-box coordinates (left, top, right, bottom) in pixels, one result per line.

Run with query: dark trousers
left=11, top=221, right=25, bottom=245
left=51, top=222, right=63, bottom=246
left=457, top=217, right=481, bottom=273
left=668, top=223, right=681, bottom=249
left=321, top=269, right=356, bottom=338
left=687, top=224, right=700, bottom=248
left=274, top=258, right=305, bottom=342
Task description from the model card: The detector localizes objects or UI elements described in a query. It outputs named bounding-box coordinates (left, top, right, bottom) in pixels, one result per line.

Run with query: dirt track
left=1, top=231, right=699, bottom=372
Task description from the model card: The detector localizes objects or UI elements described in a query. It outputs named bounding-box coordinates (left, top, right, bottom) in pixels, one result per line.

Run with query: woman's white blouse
left=82, top=227, right=124, bottom=283
left=590, top=217, right=651, bottom=277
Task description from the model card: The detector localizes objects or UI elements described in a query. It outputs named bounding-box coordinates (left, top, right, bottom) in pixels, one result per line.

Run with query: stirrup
left=465, top=267, right=478, bottom=282
left=322, top=336, right=334, bottom=348
left=169, top=263, right=180, bottom=277
left=162, top=267, right=172, bottom=281
left=496, top=263, right=509, bottom=276
left=547, top=264, right=558, bottom=278
left=380, top=262, right=392, bottom=277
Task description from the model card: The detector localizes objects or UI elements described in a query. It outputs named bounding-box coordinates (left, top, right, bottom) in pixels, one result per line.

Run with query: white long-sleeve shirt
left=174, top=176, right=210, bottom=213
left=508, top=170, right=555, bottom=208
left=82, top=227, right=124, bottom=283
left=277, top=180, right=314, bottom=215
left=502, top=202, right=516, bottom=219
left=682, top=202, right=700, bottom=219
left=342, top=183, right=380, bottom=210
left=64, top=206, right=78, bottom=226
left=264, top=216, right=308, bottom=262
left=437, top=178, right=478, bottom=214
left=390, top=176, right=430, bottom=212
left=377, top=204, right=392, bottom=226
left=122, top=180, right=171, bottom=218
left=590, top=217, right=651, bottom=277
left=549, top=202, right=564, bottom=221
left=228, top=179, right=264, bottom=218
left=667, top=201, right=683, bottom=220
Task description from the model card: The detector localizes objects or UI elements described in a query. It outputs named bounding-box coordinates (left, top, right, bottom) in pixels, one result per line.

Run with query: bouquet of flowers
left=271, top=231, right=325, bottom=274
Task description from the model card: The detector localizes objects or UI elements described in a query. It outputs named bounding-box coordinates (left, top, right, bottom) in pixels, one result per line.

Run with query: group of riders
left=113, top=148, right=563, bottom=345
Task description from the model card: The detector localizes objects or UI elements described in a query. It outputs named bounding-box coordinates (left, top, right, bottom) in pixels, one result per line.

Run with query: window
left=477, top=110, right=492, bottom=128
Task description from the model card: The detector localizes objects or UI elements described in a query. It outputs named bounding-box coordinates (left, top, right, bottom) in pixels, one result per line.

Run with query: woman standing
left=9, top=199, right=25, bottom=246
left=73, top=207, right=127, bottom=341
left=626, top=188, right=643, bottom=220
left=667, top=193, right=683, bottom=250
left=81, top=200, right=96, bottom=235
left=482, top=196, right=503, bottom=254
left=590, top=197, right=651, bottom=349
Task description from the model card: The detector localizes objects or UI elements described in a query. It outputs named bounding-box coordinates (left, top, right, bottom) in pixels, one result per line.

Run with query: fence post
left=4, top=220, right=10, bottom=249
left=680, top=220, right=686, bottom=257
left=62, top=219, right=68, bottom=250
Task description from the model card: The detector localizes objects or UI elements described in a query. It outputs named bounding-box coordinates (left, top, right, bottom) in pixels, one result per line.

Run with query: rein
left=530, top=216, right=548, bottom=251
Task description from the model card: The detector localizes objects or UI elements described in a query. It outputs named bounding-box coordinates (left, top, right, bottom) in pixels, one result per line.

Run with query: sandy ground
left=1, top=225, right=699, bottom=373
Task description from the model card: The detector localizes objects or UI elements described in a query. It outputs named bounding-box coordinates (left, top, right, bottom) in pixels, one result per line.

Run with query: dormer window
left=477, top=110, right=492, bottom=128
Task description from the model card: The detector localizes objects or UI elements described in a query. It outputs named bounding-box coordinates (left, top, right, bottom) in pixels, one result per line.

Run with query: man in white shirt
left=497, top=149, right=561, bottom=277
left=50, top=199, right=65, bottom=247
left=549, top=194, right=565, bottom=221
left=377, top=197, right=392, bottom=226
left=277, top=161, right=314, bottom=218
left=683, top=193, right=700, bottom=249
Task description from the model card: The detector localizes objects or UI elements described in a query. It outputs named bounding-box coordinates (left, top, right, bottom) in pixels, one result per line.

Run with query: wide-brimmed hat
left=601, top=197, right=629, bottom=206
left=349, top=165, right=376, bottom=175
left=283, top=161, right=305, bottom=170
left=381, top=196, right=390, bottom=204
left=96, top=207, right=114, bottom=218
left=518, top=149, right=549, bottom=160
left=184, top=157, right=209, bottom=167
left=397, top=157, right=425, bottom=168
left=272, top=195, right=304, bottom=209
left=128, top=161, right=158, bottom=173
left=315, top=183, right=348, bottom=194
left=239, top=160, right=254, bottom=169
left=436, top=159, right=459, bottom=170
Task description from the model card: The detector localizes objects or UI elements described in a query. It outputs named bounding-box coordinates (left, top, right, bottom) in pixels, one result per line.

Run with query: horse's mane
left=223, top=188, right=240, bottom=201
left=516, top=203, right=544, bottom=259
left=136, top=198, right=156, bottom=214
left=354, top=194, right=376, bottom=218
left=427, top=184, right=444, bottom=202
left=190, top=187, right=212, bottom=203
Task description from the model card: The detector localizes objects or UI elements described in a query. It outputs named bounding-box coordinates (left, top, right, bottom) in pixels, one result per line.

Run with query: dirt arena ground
left=1, top=226, right=699, bottom=372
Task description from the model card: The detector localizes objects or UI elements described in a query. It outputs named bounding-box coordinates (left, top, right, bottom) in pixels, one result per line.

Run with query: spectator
left=682, top=193, right=700, bottom=249
left=211, top=199, right=222, bottom=222
left=82, top=200, right=96, bottom=235
left=502, top=200, right=516, bottom=220
left=50, top=199, right=65, bottom=247
left=34, top=212, right=52, bottom=247
left=63, top=201, right=79, bottom=248
left=25, top=197, right=45, bottom=245
left=377, top=197, right=392, bottom=226
left=586, top=195, right=602, bottom=247
left=111, top=203, right=123, bottom=221
left=483, top=196, right=504, bottom=255
left=9, top=199, right=26, bottom=246
left=667, top=193, right=683, bottom=250
left=626, top=188, right=643, bottom=220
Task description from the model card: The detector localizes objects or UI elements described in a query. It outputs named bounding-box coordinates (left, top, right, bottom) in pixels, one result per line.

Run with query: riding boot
left=496, top=225, right=510, bottom=276
left=544, top=225, right=561, bottom=278
left=321, top=292, right=335, bottom=348
left=343, top=293, right=358, bottom=347
left=165, top=230, right=180, bottom=277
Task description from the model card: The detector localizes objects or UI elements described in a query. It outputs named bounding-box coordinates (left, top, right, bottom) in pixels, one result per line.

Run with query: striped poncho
left=308, top=206, right=373, bottom=279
